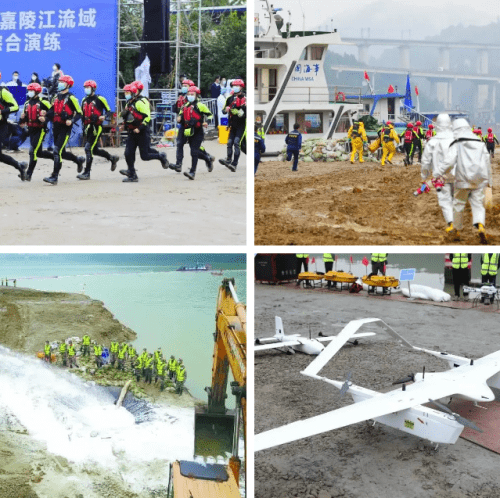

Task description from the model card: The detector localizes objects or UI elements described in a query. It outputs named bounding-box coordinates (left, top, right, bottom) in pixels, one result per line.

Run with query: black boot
left=206, top=154, right=215, bottom=172
left=219, top=158, right=231, bottom=167
left=123, top=175, right=138, bottom=182
left=77, top=171, right=91, bottom=180
left=43, top=174, right=59, bottom=184
left=225, top=162, right=236, bottom=172
left=159, top=152, right=169, bottom=169
left=110, top=155, right=119, bottom=171
left=184, top=171, right=195, bottom=180
left=17, top=161, right=27, bottom=181
left=76, top=156, right=85, bottom=173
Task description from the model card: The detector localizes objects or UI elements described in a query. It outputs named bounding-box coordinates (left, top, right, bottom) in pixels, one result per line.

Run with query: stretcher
left=324, top=271, right=358, bottom=291
left=297, top=272, right=323, bottom=288
left=362, top=275, right=400, bottom=295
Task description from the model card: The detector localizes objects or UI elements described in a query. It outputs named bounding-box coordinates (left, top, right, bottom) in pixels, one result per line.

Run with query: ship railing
left=400, top=104, right=433, bottom=127
left=256, top=86, right=362, bottom=105
left=255, top=48, right=285, bottom=59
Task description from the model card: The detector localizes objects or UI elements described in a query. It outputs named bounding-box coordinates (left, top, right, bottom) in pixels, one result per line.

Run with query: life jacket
left=136, top=357, right=144, bottom=369
left=125, top=98, right=147, bottom=129
left=118, top=345, right=128, bottom=359
left=177, top=365, right=186, bottom=382
left=59, top=343, right=66, bottom=353
left=68, top=345, right=76, bottom=356
left=487, top=132, right=495, bottom=143
left=53, top=94, right=74, bottom=123
left=383, top=128, right=392, bottom=142
left=481, top=254, right=498, bottom=276
left=44, top=344, right=51, bottom=355
left=452, top=253, right=468, bottom=269
left=425, top=130, right=433, bottom=140
left=413, top=127, right=422, bottom=140
left=168, top=359, right=177, bottom=371
left=182, top=103, right=203, bottom=128
left=25, top=100, right=44, bottom=128
left=82, top=335, right=90, bottom=346
left=82, top=97, right=103, bottom=126
left=128, top=346, right=136, bottom=358
left=145, top=357, right=153, bottom=369
left=157, top=361, right=165, bottom=376
left=372, top=253, right=387, bottom=263
left=404, top=129, right=413, bottom=143
left=323, top=253, right=334, bottom=263
left=94, top=345, right=102, bottom=356
left=110, top=342, right=119, bottom=353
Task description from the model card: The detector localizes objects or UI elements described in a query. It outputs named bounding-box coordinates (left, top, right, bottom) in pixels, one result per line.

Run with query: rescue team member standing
left=380, top=122, right=399, bottom=166
left=79, top=80, right=119, bottom=180
left=347, top=120, right=367, bottom=164
left=295, top=253, right=309, bottom=286
left=94, top=342, right=103, bottom=369
left=285, top=123, right=302, bottom=171
left=68, top=340, right=79, bottom=368
left=18, top=83, right=52, bottom=181
left=168, top=355, right=178, bottom=381
left=323, top=253, right=334, bottom=289
left=120, top=83, right=170, bottom=182
left=481, top=253, right=498, bottom=285
left=43, top=75, right=85, bottom=185
left=172, top=86, right=214, bottom=180
left=110, top=340, right=119, bottom=367
left=483, top=128, right=499, bottom=158
left=82, top=334, right=91, bottom=356
left=370, top=253, right=387, bottom=276
left=0, top=73, right=27, bottom=180
left=175, top=359, right=187, bottom=395
left=450, top=253, right=471, bottom=301
left=59, top=339, right=67, bottom=367
left=220, top=79, right=246, bottom=172
left=44, top=341, right=51, bottom=363
left=254, top=124, right=266, bottom=175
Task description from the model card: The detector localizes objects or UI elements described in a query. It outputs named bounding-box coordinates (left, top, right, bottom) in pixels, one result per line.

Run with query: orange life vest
left=404, top=129, right=413, bottom=143
left=82, top=98, right=103, bottom=126
left=487, top=132, right=495, bottom=143
left=182, top=104, right=203, bottom=128
left=125, top=100, right=146, bottom=129
left=25, top=100, right=44, bottom=128
left=53, top=95, right=73, bottom=123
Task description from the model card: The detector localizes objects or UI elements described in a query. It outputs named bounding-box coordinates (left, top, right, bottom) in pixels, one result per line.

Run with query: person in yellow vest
left=370, top=253, right=387, bottom=277
left=59, top=339, right=67, bottom=367
left=154, top=347, right=162, bottom=367
left=128, top=344, right=137, bottom=369
left=82, top=334, right=91, bottom=357
left=140, top=348, right=148, bottom=376
left=44, top=341, right=52, bottom=363
left=168, top=355, right=178, bottom=381
left=94, top=342, right=103, bottom=369
left=144, top=353, right=154, bottom=384
left=134, top=355, right=144, bottom=382
left=155, top=357, right=166, bottom=390
left=347, top=120, right=367, bottom=164
left=68, top=340, right=79, bottom=368
left=296, top=254, right=309, bottom=286
left=451, top=253, right=471, bottom=301
left=110, top=341, right=119, bottom=367
left=175, top=359, right=187, bottom=395
left=481, top=254, right=498, bottom=285
left=118, top=343, right=128, bottom=371
left=323, top=253, right=334, bottom=289
left=380, top=122, right=400, bottom=166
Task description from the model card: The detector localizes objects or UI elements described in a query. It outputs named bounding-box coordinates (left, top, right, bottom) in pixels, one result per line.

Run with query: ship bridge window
left=309, top=46, right=324, bottom=60
left=269, top=113, right=289, bottom=134
left=296, top=112, right=323, bottom=134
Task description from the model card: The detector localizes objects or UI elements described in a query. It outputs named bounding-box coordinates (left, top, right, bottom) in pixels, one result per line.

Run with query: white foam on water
left=0, top=346, right=194, bottom=470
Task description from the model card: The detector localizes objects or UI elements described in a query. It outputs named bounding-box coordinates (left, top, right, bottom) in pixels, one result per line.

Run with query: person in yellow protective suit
left=347, top=120, right=367, bottom=164
left=380, top=121, right=400, bottom=166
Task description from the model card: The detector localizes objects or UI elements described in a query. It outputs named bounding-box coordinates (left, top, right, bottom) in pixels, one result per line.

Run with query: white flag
left=135, top=55, right=152, bottom=98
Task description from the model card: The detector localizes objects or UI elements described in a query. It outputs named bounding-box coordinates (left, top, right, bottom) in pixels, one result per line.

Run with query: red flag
left=415, top=86, right=419, bottom=96
left=335, top=254, right=338, bottom=261
left=362, top=257, right=369, bottom=267
left=387, top=85, right=395, bottom=93
left=364, top=71, right=370, bottom=81
left=311, top=257, right=315, bottom=264
left=349, top=255, right=353, bottom=263
left=384, top=263, right=387, bottom=274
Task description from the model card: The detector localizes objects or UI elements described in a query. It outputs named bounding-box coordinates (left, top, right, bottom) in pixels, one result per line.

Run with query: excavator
left=167, top=278, right=246, bottom=498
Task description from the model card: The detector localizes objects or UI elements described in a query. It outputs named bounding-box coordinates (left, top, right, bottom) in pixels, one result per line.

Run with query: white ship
left=176, top=263, right=211, bottom=272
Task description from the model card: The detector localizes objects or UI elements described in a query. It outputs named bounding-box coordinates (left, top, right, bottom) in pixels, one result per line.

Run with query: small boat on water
left=176, top=263, right=211, bottom=272
left=211, top=270, right=223, bottom=276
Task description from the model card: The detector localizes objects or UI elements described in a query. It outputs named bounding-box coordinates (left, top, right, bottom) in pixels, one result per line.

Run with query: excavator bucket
left=194, top=405, right=236, bottom=457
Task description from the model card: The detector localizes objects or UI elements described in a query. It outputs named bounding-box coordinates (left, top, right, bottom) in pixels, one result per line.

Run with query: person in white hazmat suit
left=420, top=114, right=455, bottom=233
left=435, top=118, right=492, bottom=243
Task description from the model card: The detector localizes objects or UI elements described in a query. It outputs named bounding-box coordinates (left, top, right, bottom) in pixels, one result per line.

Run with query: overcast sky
left=256, top=0, right=499, bottom=39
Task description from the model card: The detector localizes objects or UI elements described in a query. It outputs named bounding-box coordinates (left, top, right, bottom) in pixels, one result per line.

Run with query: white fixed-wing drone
left=254, top=316, right=376, bottom=355
left=255, top=318, right=500, bottom=452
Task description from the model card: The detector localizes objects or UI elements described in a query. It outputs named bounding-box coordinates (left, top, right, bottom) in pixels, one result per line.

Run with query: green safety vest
left=128, top=346, right=136, bottom=358
left=59, top=343, right=66, bottom=353
left=372, top=253, right=387, bottom=263
left=141, top=352, right=148, bottom=362
left=94, top=345, right=102, bottom=356
left=481, top=254, right=498, bottom=276
left=452, top=254, right=469, bottom=269
left=118, top=345, right=128, bottom=359
left=176, top=365, right=186, bottom=381
left=82, top=335, right=90, bottom=346
left=144, top=357, right=153, bottom=369
left=135, top=357, right=143, bottom=369
left=168, top=359, right=177, bottom=371
left=157, top=361, right=165, bottom=375
left=44, top=344, right=51, bottom=355
left=154, top=350, right=161, bottom=362
left=68, top=345, right=76, bottom=356
left=296, top=254, right=309, bottom=258
left=323, top=254, right=334, bottom=263
left=110, top=342, right=119, bottom=353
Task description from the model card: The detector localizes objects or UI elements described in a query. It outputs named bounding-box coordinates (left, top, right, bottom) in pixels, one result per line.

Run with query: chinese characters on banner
left=0, top=9, right=97, bottom=52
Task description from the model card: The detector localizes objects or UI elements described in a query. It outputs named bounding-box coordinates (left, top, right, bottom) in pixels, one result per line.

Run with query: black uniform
left=222, top=92, right=246, bottom=168
left=411, top=126, right=425, bottom=163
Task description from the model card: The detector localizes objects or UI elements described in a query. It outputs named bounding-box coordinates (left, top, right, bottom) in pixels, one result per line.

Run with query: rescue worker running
left=79, top=80, right=119, bottom=179
left=411, top=121, right=425, bottom=164
left=219, top=79, right=246, bottom=172
left=43, top=75, right=85, bottom=184
left=425, top=124, right=435, bottom=141
left=347, top=120, right=367, bottom=164
left=119, top=83, right=170, bottom=182
left=18, top=83, right=52, bottom=181
left=172, top=86, right=214, bottom=180
left=483, top=128, right=499, bottom=159
left=401, top=123, right=414, bottom=166
left=380, top=122, right=399, bottom=166
left=0, top=74, right=27, bottom=180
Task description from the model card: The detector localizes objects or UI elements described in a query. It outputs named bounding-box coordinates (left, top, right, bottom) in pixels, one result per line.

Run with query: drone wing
left=255, top=340, right=301, bottom=351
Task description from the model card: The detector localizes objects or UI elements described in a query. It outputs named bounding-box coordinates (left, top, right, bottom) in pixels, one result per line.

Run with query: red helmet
left=406, top=123, right=413, bottom=128
left=123, top=83, right=138, bottom=94
left=27, top=83, right=42, bottom=94
left=415, top=121, right=422, bottom=126
left=386, top=121, right=392, bottom=126
left=83, top=80, right=97, bottom=89
left=428, top=124, right=434, bottom=129
left=59, top=75, right=74, bottom=88
left=188, top=86, right=201, bottom=95
left=133, top=80, right=144, bottom=91
left=488, top=128, right=493, bottom=132
left=182, top=79, right=194, bottom=87
left=231, top=79, right=245, bottom=88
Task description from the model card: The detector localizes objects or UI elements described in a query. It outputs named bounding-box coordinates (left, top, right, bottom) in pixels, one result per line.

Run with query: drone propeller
left=428, top=399, right=483, bottom=433
left=392, top=373, right=415, bottom=385
left=339, top=372, right=352, bottom=398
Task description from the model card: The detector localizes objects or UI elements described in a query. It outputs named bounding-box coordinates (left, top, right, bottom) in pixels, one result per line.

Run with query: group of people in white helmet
left=0, top=72, right=246, bottom=183
left=421, top=115, right=492, bottom=243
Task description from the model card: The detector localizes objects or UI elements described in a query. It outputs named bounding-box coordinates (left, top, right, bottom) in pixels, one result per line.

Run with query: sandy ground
left=255, top=154, right=500, bottom=245
left=0, top=141, right=245, bottom=245
left=255, top=283, right=500, bottom=498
